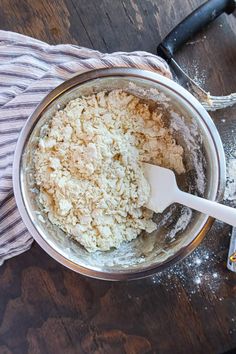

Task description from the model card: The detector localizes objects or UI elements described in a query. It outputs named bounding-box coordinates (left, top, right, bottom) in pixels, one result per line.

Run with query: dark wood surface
left=0, top=1, right=236, bottom=353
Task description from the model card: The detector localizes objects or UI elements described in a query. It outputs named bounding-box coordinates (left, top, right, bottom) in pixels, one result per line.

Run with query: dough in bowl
left=34, top=90, right=185, bottom=252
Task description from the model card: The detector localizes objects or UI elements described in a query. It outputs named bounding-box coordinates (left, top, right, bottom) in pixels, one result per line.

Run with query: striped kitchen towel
left=0, top=30, right=171, bottom=265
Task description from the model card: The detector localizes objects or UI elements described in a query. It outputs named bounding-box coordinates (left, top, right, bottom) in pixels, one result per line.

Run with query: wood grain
left=0, top=1, right=236, bottom=353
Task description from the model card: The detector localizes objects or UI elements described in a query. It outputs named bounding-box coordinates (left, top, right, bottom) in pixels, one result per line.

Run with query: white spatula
left=143, top=163, right=236, bottom=227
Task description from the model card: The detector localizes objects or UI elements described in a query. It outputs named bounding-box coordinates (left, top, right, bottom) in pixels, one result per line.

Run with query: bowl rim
left=13, top=67, right=226, bottom=280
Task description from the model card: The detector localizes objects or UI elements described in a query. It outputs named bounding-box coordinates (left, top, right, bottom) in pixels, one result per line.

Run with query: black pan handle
left=157, top=0, right=236, bottom=61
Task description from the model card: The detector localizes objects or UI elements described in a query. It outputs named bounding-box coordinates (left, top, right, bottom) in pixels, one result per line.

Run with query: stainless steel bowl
left=13, top=68, right=226, bottom=280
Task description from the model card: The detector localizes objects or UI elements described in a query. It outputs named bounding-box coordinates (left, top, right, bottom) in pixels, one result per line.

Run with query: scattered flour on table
left=149, top=226, right=230, bottom=299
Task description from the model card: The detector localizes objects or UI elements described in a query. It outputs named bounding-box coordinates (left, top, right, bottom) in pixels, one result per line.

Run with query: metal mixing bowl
left=13, top=68, right=226, bottom=280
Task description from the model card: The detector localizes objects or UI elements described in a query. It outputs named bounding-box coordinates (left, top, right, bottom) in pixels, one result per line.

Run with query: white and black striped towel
left=0, top=30, right=171, bottom=265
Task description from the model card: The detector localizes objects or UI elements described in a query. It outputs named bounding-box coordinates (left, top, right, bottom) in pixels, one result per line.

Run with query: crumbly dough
left=34, top=90, right=185, bottom=252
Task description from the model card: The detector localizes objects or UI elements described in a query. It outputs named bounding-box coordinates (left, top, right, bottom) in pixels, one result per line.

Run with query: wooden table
left=0, top=1, right=236, bottom=353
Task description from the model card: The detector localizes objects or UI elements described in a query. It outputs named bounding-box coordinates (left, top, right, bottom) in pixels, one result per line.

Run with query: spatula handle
left=176, top=190, right=236, bottom=227
left=157, top=0, right=236, bottom=61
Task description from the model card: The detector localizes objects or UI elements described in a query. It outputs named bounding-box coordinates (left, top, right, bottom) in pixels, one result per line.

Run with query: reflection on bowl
left=13, top=68, right=226, bottom=280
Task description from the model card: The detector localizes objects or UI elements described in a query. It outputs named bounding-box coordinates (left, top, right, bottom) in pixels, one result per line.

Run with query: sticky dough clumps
left=34, top=90, right=185, bottom=252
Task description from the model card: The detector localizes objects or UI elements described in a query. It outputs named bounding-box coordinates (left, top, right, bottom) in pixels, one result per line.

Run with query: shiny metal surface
left=13, top=68, right=226, bottom=280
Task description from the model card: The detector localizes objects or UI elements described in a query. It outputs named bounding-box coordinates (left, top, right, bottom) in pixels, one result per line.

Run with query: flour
left=224, top=157, right=236, bottom=204
left=149, top=233, right=227, bottom=297
left=167, top=206, right=192, bottom=239
left=170, top=110, right=205, bottom=195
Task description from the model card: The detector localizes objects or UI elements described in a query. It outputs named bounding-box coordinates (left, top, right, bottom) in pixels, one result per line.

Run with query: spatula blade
left=142, top=163, right=178, bottom=213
